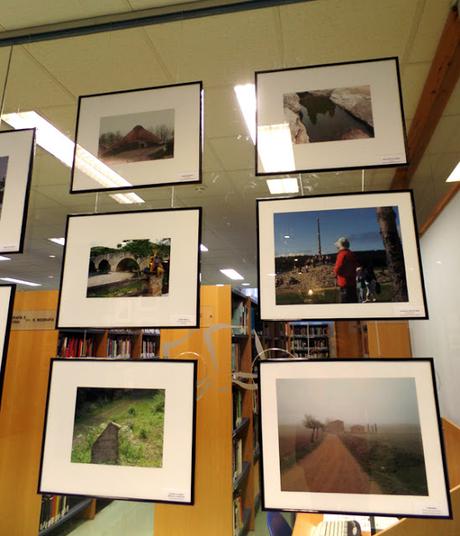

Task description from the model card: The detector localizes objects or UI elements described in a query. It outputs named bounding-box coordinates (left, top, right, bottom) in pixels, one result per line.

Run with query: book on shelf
left=231, top=342, right=241, bottom=371
left=233, top=390, right=243, bottom=428
left=39, top=495, right=69, bottom=531
left=232, top=301, right=247, bottom=335
left=141, top=338, right=158, bottom=359
left=107, top=336, right=132, bottom=358
left=58, top=335, right=95, bottom=358
left=232, top=439, right=243, bottom=482
left=232, top=495, right=244, bottom=534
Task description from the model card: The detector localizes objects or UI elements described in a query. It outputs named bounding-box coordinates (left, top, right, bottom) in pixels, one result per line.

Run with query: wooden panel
left=366, top=321, right=412, bottom=358
left=391, top=8, right=460, bottom=190
left=378, top=485, right=460, bottom=536
left=0, top=291, right=59, bottom=536
left=442, top=418, right=460, bottom=489
left=335, top=321, right=364, bottom=357
left=154, top=286, right=233, bottom=536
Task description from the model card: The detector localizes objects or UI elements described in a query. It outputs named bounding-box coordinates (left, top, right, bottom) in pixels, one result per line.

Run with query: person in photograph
left=333, top=236, right=358, bottom=303
left=364, top=264, right=378, bottom=302
left=356, top=266, right=367, bottom=303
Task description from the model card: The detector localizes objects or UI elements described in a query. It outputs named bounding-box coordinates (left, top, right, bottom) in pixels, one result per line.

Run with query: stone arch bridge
left=90, top=252, right=150, bottom=273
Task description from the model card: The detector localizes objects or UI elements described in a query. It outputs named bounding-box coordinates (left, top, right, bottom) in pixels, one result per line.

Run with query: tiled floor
left=69, top=501, right=154, bottom=536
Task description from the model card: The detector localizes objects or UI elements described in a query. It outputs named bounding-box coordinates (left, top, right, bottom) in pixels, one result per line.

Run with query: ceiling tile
left=0, top=0, right=129, bottom=30
left=25, top=27, right=171, bottom=96
left=406, top=0, right=451, bottom=63
left=280, top=0, right=419, bottom=67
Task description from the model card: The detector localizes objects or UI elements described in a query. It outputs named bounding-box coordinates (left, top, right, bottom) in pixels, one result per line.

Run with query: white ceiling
left=0, top=0, right=458, bottom=290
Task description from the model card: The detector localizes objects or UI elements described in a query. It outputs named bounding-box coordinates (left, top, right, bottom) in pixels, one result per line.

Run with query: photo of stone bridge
left=87, top=238, right=170, bottom=298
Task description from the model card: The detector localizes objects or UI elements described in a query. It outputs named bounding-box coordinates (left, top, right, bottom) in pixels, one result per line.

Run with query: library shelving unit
left=288, top=321, right=334, bottom=358
left=37, top=326, right=161, bottom=533
left=261, top=321, right=335, bottom=358
left=231, top=291, right=256, bottom=536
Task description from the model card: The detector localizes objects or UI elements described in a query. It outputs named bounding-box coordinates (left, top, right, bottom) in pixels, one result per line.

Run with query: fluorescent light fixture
left=2, top=111, right=144, bottom=205
left=220, top=268, right=244, bottom=281
left=283, top=234, right=291, bottom=239
left=200, top=244, right=209, bottom=252
left=234, top=84, right=256, bottom=143
left=241, top=283, right=250, bottom=286
left=110, top=192, right=145, bottom=204
left=48, top=237, right=65, bottom=246
left=267, top=177, right=299, bottom=195
left=446, top=161, right=460, bottom=182
left=216, top=283, right=224, bottom=287
left=0, top=277, right=41, bottom=287
left=258, top=123, right=295, bottom=173
left=0, top=256, right=11, bottom=261
left=49, top=255, right=56, bottom=258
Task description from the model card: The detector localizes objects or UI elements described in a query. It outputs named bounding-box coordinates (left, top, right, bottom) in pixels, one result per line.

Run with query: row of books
left=232, top=301, right=248, bottom=335
left=57, top=335, right=96, bottom=358
left=141, top=338, right=158, bottom=359
left=39, top=495, right=70, bottom=532
left=106, top=336, right=132, bottom=358
left=292, top=324, right=329, bottom=337
left=291, top=338, right=328, bottom=350
left=293, top=349, right=330, bottom=358
left=232, top=495, right=245, bottom=534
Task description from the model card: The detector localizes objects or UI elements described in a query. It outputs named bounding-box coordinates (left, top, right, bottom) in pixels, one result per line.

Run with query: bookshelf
left=288, top=321, right=333, bottom=358
left=38, top=326, right=160, bottom=532
left=231, top=291, right=256, bottom=536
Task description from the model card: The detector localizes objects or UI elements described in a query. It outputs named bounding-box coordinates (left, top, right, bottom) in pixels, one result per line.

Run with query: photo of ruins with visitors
left=274, top=205, right=408, bottom=305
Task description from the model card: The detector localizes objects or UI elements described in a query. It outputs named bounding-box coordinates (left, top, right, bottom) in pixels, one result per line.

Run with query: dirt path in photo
left=281, top=433, right=381, bottom=494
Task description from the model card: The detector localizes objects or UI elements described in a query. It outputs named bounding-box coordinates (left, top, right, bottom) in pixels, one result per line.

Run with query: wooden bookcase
left=231, top=291, right=256, bottom=535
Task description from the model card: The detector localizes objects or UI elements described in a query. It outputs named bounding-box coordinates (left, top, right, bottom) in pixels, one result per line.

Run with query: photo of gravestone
left=71, top=387, right=165, bottom=468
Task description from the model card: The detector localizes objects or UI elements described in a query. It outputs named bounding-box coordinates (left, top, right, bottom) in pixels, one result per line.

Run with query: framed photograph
left=255, top=57, right=407, bottom=175
left=38, top=358, right=197, bottom=503
left=257, top=190, right=427, bottom=321
left=57, top=207, right=201, bottom=329
left=259, top=358, right=451, bottom=518
left=70, top=82, right=202, bottom=193
left=0, top=284, right=15, bottom=406
left=0, top=128, right=35, bottom=253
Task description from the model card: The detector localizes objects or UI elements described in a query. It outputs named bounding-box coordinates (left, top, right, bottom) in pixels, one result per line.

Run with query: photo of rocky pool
left=284, top=85, right=374, bottom=144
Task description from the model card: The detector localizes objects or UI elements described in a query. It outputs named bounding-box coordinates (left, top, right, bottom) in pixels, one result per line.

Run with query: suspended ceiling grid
left=0, top=0, right=458, bottom=289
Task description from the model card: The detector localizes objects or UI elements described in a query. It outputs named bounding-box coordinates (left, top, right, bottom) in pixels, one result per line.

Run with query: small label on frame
left=380, top=153, right=405, bottom=164
left=179, top=172, right=197, bottom=180
left=394, top=305, right=424, bottom=317
left=171, top=314, right=194, bottom=326
left=167, top=491, right=186, bottom=501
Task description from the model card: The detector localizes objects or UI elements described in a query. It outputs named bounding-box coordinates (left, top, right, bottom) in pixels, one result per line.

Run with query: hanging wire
left=94, top=192, right=99, bottom=213
left=0, top=46, right=13, bottom=124
left=171, top=186, right=175, bottom=208
left=361, top=169, right=365, bottom=192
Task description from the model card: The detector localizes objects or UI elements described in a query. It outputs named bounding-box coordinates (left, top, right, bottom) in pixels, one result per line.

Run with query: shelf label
left=11, top=310, right=56, bottom=330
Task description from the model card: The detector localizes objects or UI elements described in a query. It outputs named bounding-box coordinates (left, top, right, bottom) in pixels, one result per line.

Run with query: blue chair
left=267, top=511, right=292, bottom=536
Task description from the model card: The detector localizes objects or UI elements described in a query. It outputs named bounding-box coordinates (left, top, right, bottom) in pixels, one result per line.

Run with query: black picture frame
left=256, top=190, right=428, bottom=321
left=0, top=284, right=16, bottom=407
left=38, top=358, right=197, bottom=504
left=0, top=128, right=35, bottom=254
left=70, top=81, right=203, bottom=193
left=255, top=57, right=408, bottom=175
left=56, top=207, right=202, bottom=329
left=258, top=358, right=452, bottom=519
